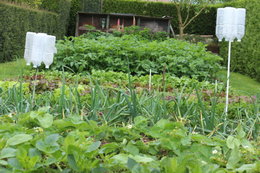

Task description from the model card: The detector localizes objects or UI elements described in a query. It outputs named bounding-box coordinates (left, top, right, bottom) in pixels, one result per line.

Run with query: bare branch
left=183, top=6, right=205, bottom=29
left=175, top=3, right=183, bottom=26
left=183, top=0, right=192, bottom=25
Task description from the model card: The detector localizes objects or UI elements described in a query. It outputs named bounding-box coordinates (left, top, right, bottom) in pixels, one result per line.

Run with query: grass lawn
left=0, top=58, right=30, bottom=80
left=0, top=59, right=259, bottom=96
left=217, top=70, right=260, bottom=96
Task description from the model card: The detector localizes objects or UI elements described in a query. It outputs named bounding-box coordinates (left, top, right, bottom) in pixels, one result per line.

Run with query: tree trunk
left=179, top=25, right=184, bottom=38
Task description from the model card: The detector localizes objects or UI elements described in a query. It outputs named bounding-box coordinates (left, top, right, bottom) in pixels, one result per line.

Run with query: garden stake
left=31, top=68, right=38, bottom=109
left=215, top=7, right=246, bottom=119
left=225, top=41, right=232, bottom=115
left=149, top=69, right=152, bottom=92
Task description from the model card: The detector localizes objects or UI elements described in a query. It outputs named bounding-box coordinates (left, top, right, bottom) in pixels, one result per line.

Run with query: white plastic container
left=24, top=32, right=57, bottom=68
left=43, top=35, right=56, bottom=68
left=24, top=32, right=36, bottom=65
left=31, top=33, right=47, bottom=68
left=216, top=7, right=246, bottom=42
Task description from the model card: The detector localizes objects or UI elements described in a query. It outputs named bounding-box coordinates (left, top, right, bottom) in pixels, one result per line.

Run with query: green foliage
left=0, top=114, right=259, bottom=172
left=68, top=0, right=84, bottom=36
left=0, top=1, right=71, bottom=62
left=67, top=0, right=101, bottom=36
left=219, top=0, right=260, bottom=81
left=102, top=0, right=218, bottom=35
left=53, top=33, right=222, bottom=80
left=114, top=26, right=169, bottom=41
left=1, top=0, right=42, bottom=8
left=40, top=0, right=71, bottom=38
left=0, top=70, right=259, bottom=138
left=82, top=0, right=102, bottom=13
left=0, top=2, right=59, bottom=62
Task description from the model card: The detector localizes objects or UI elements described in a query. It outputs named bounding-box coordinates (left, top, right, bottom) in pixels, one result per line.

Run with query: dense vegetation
left=102, top=0, right=260, bottom=81
left=0, top=0, right=259, bottom=171
left=219, top=0, right=260, bottom=81
left=0, top=69, right=259, bottom=172
left=0, top=2, right=58, bottom=62
left=2, top=0, right=259, bottom=82
left=0, top=0, right=71, bottom=62
left=53, top=31, right=222, bottom=80
left=0, top=114, right=259, bottom=172
left=102, top=0, right=217, bottom=35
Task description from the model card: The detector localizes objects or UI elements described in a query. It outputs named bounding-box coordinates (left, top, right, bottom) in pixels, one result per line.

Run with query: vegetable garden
left=0, top=0, right=259, bottom=173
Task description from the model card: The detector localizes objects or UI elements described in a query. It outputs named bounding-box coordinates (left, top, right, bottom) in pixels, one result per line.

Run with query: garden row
left=53, top=30, right=222, bottom=81
left=0, top=70, right=258, bottom=135
left=0, top=113, right=259, bottom=172
left=1, top=0, right=259, bottom=81
left=0, top=70, right=259, bottom=172
left=102, top=0, right=260, bottom=81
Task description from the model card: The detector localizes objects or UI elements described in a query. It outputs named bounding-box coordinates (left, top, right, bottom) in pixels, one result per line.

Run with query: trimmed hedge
left=68, top=0, right=84, bottom=36
left=83, top=0, right=102, bottom=13
left=0, top=2, right=59, bottom=62
left=0, top=0, right=71, bottom=62
left=102, top=0, right=218, bottom=35
left=219, top=0, right=260, bottom=81
left=40, top=0, right=71, bottom=38
left=67, top=0, right=102, bottom=36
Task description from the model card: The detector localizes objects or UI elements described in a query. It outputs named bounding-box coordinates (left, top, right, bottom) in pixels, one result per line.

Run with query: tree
left=170, top=0, right=215, bottom=37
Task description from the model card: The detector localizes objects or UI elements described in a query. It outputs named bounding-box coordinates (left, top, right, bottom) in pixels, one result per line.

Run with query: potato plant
left=53, top=33, right=222, bottom=81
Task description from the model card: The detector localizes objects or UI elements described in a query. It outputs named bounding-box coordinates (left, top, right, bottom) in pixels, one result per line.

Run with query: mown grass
left=0, top=58, right=30, bottom=80
left=217, top=70, right=260, bottom=96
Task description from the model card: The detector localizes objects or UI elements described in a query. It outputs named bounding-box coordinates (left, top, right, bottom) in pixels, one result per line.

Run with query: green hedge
left=1, top=0, right=42, bottom=8
left=83, top=0, right=102, bottom=13
left=0, top=2, right=59, bottom=62
left=68, top=0, right=84, bottom=36
left=219, top=0, right=260, bottom=81
left=40, top=0, right=71, bottom=38
left=67, top=0, right=102, bottom=36
left=102, top=0, right=218, bottom=35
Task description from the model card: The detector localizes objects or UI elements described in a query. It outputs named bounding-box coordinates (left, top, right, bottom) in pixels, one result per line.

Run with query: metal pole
left=225, top=41, right=232, bottom=114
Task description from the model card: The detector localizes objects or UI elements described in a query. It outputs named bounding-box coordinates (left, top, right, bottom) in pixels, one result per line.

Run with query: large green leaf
left=37, top=113, right=53, bottom=129
left=0, top=148, right=16, bottom=159
left=226, top=136, right=240, bottom=149
left=227, top=146, right=241, bottom=169
left=30, top=107, right=53, bottom=128
left=86, top=141, right=101, bottom=153
left=7, top=134, right=33, bottom=146
left=36, top=134, right=60, bottom=154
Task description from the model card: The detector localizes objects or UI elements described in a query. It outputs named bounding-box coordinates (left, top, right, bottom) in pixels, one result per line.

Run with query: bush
left=219, top=0, right=260, bottom=81
left=52, top=33, right=222, bottom=80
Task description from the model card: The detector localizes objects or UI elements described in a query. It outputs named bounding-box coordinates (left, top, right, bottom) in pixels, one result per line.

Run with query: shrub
left=52, top=33, right=222, bottom=80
